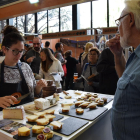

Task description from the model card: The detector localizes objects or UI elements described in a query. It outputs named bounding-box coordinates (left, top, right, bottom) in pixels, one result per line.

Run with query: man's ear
left=129, top=12, right=135, bottom=27
left=2, top=46, right=7, bottom=53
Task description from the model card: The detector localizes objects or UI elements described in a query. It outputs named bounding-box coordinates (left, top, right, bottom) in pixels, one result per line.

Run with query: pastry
left=89, top=97, right=95, bottom=102
left=32, top=125, right=45, bottom=134
left=45, top=115, right=56, bottom=122
left=76, top=108, right=84, bottom=114
left=42, top=127, right=54, bottom=139
left=93, top=94, right=98, bottom=98
left=65, top=95, right=72, bottom=99
left=61, top=103, right=74, bottom=107
left=50, top=121, right=63, bottom=130
left=34, top=112, right=45, bottom=118
left=18, top=126, right=30, bottom=136
left=75, top=101, right=84, bottom=107
left=34, top=98, right=50, bottom=110
left=62, top=106, right=70, bottom=113
left=36, top=134, right=46, bottom=140
left=101, top=97, right=107, bottom=103
left=97, top=99, right=104, bottom=106
left=26, top=115, right=39, bottom=122
left=74, top=91, right=82, bottom=95
left=79, top=102, right=90, bottom=108
left=43, top=109, right=55, bottom=115
left=36, top=118, right=49, bottom=126
left=85, top=93, right=92, bottom=98
left=87, top=103, right=97, bottom=109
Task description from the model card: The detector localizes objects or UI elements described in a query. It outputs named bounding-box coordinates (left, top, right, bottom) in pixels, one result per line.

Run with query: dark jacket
left=65, top=56, right=78, bottom=77
left=96, top=48, right=118, bottom=95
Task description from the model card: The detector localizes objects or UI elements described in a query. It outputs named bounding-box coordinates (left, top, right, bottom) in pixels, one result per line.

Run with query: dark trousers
left=65, top=76, right=74, bottom=90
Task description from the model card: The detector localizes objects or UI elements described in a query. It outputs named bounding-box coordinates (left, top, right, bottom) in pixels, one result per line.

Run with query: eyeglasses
left=7, top=47, right=25, bottom=56
left=33, top=43, right=40, bottom=45
left=115, top=13, right=130, bottom=26
left=89, top=53, right=97, bottom=56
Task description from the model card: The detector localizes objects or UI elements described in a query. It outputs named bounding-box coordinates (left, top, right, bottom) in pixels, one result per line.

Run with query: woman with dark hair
left=39, top=48, right=64, bottom=88
left=0, top=26, right=47, bottom=110
left=74, top=47, right=100, bottom=92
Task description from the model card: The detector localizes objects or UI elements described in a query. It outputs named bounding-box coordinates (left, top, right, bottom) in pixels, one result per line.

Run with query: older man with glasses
left=106, top=1, right=140, bottom=140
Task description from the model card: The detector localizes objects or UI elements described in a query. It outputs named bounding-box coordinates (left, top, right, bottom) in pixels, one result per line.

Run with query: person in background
left=54, top=42, right=67, bottom=88
left=26, top=37, right=41, bottom=74
left=96, top=47, right=118, bottom=95
left=0, top=25, right=47, bottom=110
left=79, top=46, right=85, bottom=64
left=45, top=41, right=54, bottom=54
left=107, top=1, right=140, bottom=139
left=39, top=48, right=64, bottom=89
left=74, top=47, right=100, bottom=92
left=81, top=42, right=94, bottom=70
left=64, top=50, right=78, bottom=90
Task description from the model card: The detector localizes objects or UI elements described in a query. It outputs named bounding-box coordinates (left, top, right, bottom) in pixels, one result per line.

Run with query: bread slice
left=18, top=126, right=30, bottom=136
left=36, top=118, right=49, bottom=126
left=74, top=91, right=82, bottom=95
left=87, top=102, right=97, bottom=109
left=79, top=102, right=90, bottom=108
left=26, top=115, right=39, bottom=122
left=32, top=125, right=45, bottom=134
left=34, top=112, right=45, bottom=118
left=62, top=106, right=70, bottom=113
left=45, top=115, right=56, bottom=122
left=75, top=101, right=84, bottom=107
left=76, top=108, right=84, bottom=114
left=43, top=127, right=54, bottom=139
left=43, top=109, right=55, bottom=115
left=50, top=121, right=63, bottom=130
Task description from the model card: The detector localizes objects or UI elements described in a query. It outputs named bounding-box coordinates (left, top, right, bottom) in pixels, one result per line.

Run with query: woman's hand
left=0, top=96, right=17, bottom=109
left=37, top=79, right=47, bottom=88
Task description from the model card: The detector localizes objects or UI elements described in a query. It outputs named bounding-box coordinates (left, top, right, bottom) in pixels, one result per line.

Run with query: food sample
left=26, top=115, right=39, bottom=122
left=3, top=106, right=25, bottom=120
left=65, top=95, right=72, bottom=99
left=34, top=98, right=50, bottom=110
left=50, top=121, right=63, bottom=130
left=87, top=103, right=97, bottom=109
left=97, top=99, right=104, bottom=106
left=42, top=127, right=54, bottom=139
left=48, top=98, right=56, bottom=105
left=81, top=96, right=88, bottom=99
left=62, top=106, right=70, bottom=113
left=85, top=93, right=92, bottom=98
left=53, top=93, right=59, bottom=101
left=34, top=112, right=45, bottom=118
left=75, top=101, right=84, bottom=107
left=93, top=94, right=98, bottom=98
left=101, top=97, right=107, bottom=103
left=79, top=102, right=90, bottom=108
left=89, top=97, right=95, bottom=102
left=45, top=115, right=56, bottom=122
left=76, top=108, right=84, bottom=114
left=74, top=91, right=82, bottom=95
left=36, top=134, right=46, bottom=140
left=43, top=109, right=55, bottom=115
left=77, top=98, right=84, bottom=101
left=95, top=98, right=100, bottom=102
left=32, top=125, right=45, bottom=134
left=61, top=103, right=74, bottom=107
left=18, top=126, right=30, bottom=136
left=36, top=118, right=49, bottom=126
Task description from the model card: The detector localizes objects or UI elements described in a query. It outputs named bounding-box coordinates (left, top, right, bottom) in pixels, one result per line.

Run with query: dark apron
left=0, top=61, right=33, bottom=111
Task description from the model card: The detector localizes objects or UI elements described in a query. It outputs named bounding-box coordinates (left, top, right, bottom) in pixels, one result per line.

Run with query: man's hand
left=88, top=81, right=93, bottom=86
left=0, top=96, right=17, bottom=109
left=106, top=35, right=123, bottom=57
left=27, top=56, right=35, bottom=63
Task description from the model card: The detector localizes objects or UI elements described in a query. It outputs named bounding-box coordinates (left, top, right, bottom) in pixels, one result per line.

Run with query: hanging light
left=29, top=0, right=39, bottom=4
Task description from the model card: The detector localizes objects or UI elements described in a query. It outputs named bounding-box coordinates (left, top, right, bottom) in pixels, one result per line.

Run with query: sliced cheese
left=50, top=121, right=63, bottom=128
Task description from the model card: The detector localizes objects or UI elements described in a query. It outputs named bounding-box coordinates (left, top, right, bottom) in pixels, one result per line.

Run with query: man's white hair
left=125, top=0, right=140, bottom=30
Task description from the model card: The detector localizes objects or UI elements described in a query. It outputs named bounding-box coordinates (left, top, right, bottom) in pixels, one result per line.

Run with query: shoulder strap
left=0, top=63, right=1, bottom=82
left=84, top=63, right=89, bottom=71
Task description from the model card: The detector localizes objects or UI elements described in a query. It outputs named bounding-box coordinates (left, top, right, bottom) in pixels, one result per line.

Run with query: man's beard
left=34, top=47, right=40, bottom=51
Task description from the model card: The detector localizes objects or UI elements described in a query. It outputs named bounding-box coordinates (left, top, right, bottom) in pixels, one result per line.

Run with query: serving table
left=0, top=90, right=114, bottom=140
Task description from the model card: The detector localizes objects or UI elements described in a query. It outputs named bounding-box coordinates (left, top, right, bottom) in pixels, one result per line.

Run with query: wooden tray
left=24, top=103, right=58, bottom=114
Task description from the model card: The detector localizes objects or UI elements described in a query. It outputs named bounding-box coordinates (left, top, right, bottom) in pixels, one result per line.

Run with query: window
left=77, top=2, right=91, bottom=29
left=92, top=0, right=107, bottom=28
left=17, top=16, right=25, bottom=34
left=27, top=14, right=35, bottom=33
left=37, top=11, right=47, bottom=34
left=109, top=0, right=125, bottom=27
left=9, top=18, right=17, bottom=27
left=48, top=8, right=59, bottom=33
left=60, top=6, right=72, bottom=31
